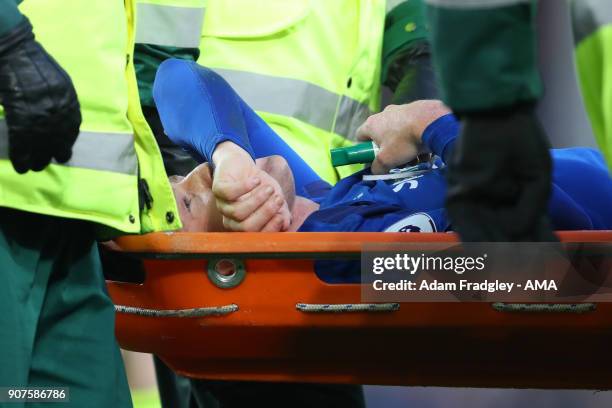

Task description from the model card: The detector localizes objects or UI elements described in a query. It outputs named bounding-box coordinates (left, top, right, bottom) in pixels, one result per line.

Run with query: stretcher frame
left=105, top=231, right=612, bottom=389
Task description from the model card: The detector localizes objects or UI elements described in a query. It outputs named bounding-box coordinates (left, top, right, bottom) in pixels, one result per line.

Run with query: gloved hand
left=445, top=105, right=558, bottom=242
left=0, top=18, right=81, bottom=173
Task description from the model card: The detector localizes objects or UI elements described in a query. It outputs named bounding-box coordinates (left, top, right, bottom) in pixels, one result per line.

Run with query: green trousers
left=0, top=209, right=131, bottom=408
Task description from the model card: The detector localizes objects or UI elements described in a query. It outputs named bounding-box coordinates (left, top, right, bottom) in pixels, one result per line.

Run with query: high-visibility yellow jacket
left=198, top=0, right=386, bottom=183
left=0, top=0, right=181, bottom=234
left=134, top=0, right=206, bottom=108
left=572, top=0, right=612, bottom=171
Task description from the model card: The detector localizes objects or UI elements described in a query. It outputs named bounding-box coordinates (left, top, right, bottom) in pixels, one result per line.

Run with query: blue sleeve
left=153, top=59, right=255, bottom=162
left=235, top=95, right=327, bottom=196
left=153, top=59, right=326, bottom=196
left=549, top=147, right=612, bottom=230
left=421, top=113, right=460, bottom=164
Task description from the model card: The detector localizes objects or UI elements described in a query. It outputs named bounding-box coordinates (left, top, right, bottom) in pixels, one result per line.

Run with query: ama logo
left=384, top=212, right=436, bottom=233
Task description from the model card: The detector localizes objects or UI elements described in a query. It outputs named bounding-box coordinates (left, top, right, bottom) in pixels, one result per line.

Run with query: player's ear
left=168, top=175, right=185, bottom=184
left=184, top=163, right=213, bottom=191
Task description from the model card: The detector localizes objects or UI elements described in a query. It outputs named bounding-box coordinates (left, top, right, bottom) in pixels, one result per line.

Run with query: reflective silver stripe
left=425, top=0, right=530, bottom=9
left=571, top=0, right=612, bottom=44
left=215, top=69, right=371, bottom=139
left=0, top=121, right=138, bottom=175
left=136, top=3, right=205, bottom=48
left=335, top=96, right=372, bottom=141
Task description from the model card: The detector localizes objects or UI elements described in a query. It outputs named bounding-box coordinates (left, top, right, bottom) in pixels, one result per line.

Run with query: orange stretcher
left=104, top=231, right=612, bottom=389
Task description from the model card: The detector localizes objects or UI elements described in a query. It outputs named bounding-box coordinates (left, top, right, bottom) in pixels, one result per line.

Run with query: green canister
left=331, top=141, right=379, bottom=167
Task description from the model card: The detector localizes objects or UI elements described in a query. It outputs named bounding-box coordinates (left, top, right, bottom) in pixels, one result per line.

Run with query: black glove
left=445, top=105, right=557, bottom=242
left=0, top=18, right=81, bottom=173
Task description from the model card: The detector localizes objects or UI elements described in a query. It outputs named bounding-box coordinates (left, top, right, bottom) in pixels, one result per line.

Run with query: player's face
left=170, top=163, right=225, bottom=232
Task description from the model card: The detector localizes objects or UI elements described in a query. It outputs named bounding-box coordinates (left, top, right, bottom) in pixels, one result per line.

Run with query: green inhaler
left=330, top=141, right=379, bottom=167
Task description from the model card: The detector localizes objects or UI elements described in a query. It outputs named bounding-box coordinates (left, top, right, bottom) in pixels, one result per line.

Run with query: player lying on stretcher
left=154, top=59, right=612, bottom=236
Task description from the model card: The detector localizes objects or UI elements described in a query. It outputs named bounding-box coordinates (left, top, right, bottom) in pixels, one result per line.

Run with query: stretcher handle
left=491, top=303, right=596, bottom=314
left=115, top=304, right=239, bottom=318
left=110, top=231, right=612, bottom=258
left=296, top=303, right=400, bottom=313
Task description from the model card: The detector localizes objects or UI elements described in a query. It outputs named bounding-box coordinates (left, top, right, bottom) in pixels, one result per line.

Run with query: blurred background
left=123, top=1, right=609, bottom=407
left=124, top=348, right=612, bottom=408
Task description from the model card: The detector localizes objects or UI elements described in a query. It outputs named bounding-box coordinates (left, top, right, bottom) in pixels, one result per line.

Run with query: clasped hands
left=211, top=100, right=450, bottom=231
left=211, top=142, right=291, bottom=232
